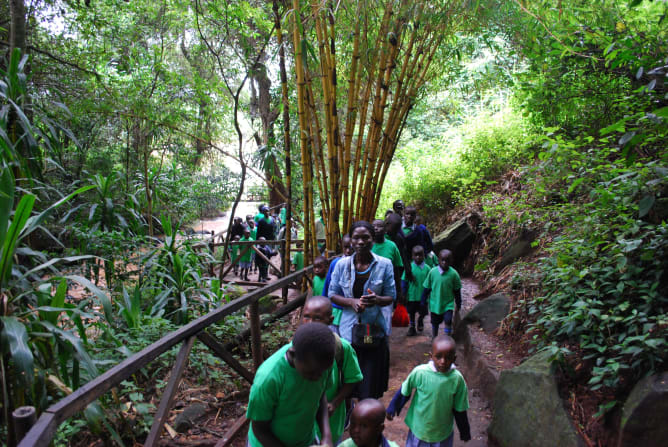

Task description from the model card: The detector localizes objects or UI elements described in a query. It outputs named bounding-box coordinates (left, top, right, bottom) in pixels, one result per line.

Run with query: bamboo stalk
left=273, top=0, right=292, bottom=304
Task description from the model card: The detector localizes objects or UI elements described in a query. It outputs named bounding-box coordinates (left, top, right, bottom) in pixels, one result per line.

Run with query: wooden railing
left=17, top=266, right=314, bottom=447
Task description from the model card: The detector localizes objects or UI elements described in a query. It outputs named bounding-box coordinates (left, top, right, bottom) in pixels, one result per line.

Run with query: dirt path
left=380, top=278, right=491, bottom=447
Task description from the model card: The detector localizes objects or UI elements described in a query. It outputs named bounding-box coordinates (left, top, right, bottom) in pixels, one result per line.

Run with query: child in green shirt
left=231, top=235, right=241, bottom=276
left=239, top=228, right=253, bottom=281
left=246, top=323, right=335, bottom=447
left=421, top=249, right=462, bottom=337
left=401, top=245, right=431, bottom=336
left=293, top=242, right=305, bottom=272
left=301, top=296, right=363, bottom=444
left=425, top=250, right=438, bottom=269
left=312, top=255, right=328, bottom=296
left=339, top=399, right=399, bottom=447
left=386, top=336, right=471, bottom=446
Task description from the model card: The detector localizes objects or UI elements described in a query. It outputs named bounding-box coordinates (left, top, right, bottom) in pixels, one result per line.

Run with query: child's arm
left=328, top=382, right=357, bottom=415
left=317, top=393, right=333, bottom=447
left=420, top=288, right=431, bottom=307
left=454, top=288, right=462, bottom=311
left=385, top=388, right=411, bottom=420
left=252, top=420, right=285, bottom=447
left=453, top=410, right=471, bottom=442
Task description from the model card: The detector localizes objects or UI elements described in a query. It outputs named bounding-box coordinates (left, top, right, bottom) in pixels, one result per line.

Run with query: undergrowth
left=482, top=136, right=667, bottom=415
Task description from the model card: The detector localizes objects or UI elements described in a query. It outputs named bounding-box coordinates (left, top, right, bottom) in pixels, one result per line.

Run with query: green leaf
left=41, top=279, right=68, bottom=325
left=652, top=106, right=668, bottom=118
left=63, top=275, right=113, bottom=323
left=0, top=193, right=35, bottom=283
left=0, top=166, right=14, bottom=247
left=19, top=185, right=95, bottom=242
left=0, top=316, right=34, bottom=387
left=568, top=177, right=585, bottom=194
left=638, top=195, right=655, bottom=218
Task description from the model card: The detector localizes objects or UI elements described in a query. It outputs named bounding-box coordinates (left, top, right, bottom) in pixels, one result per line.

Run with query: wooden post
left=12, top=406, right=36, bottom=445
left=144, top=336, right=196, bottom=447
left=281, top=239, right=288, bottom=304
left=249, top=301, right=262, bottom=371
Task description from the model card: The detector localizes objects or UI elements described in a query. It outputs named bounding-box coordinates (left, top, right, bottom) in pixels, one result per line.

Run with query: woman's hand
left=351, top=298, right=366, bottom=313
left=360, top=289, right=378, bottom=306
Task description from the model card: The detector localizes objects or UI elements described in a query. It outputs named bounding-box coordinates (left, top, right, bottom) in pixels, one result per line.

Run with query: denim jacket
left=327, top=252, right=396, bottom=342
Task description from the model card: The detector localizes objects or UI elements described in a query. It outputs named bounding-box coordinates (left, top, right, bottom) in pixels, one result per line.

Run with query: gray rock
left=617, top=372, right=668, bottom=447
left=174, top=403, right=208, bottom=433
left=493, top=228, right=537, bottom=273
left=460, top=293, right=511, bottom=334
left=488, top=351, right=584, bottom=447
left=432, top=218, right=475, bottom=268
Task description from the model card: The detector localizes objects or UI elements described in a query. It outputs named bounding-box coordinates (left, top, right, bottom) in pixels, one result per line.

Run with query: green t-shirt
left=401, top=363, right=469, bottom=442
left=250, top=228, right=257, bottom=240
left=313, top=275, right=326, bottom=296
left=280, top=208, right=287, bottom=224
left=401, top=262, right=430, bottom=302
left=422, top=266, right=461, bottom=314
left=315, top=337, right=363, bottom=442
left=371, top=239, right=403, bottom=268
left=239, top=236, right=253, bottom=263
left=254, top=212, right=266, bottom=224
left=338, top=437, right=399, bottom=447
left=292, top=251, right=304, bottom=271
left=332, top=307, right=342, bottom=326
left=231, top=243, right=240, bottom=263
left=425, top=252, right=438, bottom=269
left=247, top=344, right=330, bottom=447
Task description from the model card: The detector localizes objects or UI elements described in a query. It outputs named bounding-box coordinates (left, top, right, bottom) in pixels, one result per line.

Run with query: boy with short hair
left=421, top=250, right=462, bottom=337
left=402, top=245, right=430, bottom=336
left=386, top=336, right=471, bottom=446
left=339, top=399, right=400, bottom=447
left=371, top=219, right=404, bottom=278
left=402, top=206, right=434, bottom=261
left=247, top=322, right=335, bottom=447
left=301, top=296, right=363, bottom=444
left=239, top=228, right=253, bottom=281
left=313, top=256, right=329, bottom=296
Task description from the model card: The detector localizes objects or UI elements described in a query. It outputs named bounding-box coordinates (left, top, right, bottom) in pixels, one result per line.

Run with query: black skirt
left=352, top=336, right=390, bottom=399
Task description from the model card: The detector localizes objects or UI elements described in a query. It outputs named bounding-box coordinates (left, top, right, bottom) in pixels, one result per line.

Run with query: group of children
left=229, top=211, right=280, bottom=282
left=247, top=298, right=471, bottom=447
left=246, top=204, right=471, bottom=447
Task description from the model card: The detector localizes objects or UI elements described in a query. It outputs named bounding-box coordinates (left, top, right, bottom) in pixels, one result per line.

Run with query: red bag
left=392, top=303, right=409, bottom=327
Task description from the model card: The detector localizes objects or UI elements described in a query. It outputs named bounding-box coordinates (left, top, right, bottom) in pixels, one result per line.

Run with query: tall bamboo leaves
left=289, top=0, right=476, bottom=248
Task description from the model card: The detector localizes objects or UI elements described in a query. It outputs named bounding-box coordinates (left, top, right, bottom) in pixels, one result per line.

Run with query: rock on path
left=380, top=278, right=491, bottom=447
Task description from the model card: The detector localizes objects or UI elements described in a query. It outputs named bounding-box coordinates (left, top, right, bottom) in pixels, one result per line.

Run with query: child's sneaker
left=407, top=326, right=417, bottom=336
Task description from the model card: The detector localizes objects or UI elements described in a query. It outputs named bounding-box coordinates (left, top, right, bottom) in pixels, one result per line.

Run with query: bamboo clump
left=288, top=0, right=477, bottom=259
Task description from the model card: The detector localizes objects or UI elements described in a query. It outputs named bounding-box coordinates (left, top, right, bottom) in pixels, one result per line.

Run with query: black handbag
left=351, top=315, right=385, bottom=349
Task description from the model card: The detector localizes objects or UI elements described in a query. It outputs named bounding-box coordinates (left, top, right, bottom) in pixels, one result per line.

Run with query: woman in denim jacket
left=329, top=221, right=396, bottom=399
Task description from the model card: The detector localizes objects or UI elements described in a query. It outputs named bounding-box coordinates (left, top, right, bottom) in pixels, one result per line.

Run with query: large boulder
left=459, top=293, right=510, bottom=334
left=493, top=228, right=537, bottom=274
left=617, top=372, right=668, bottom=447
left=432, top=218, right=475, bottom=269
left=488, top=351, right=584, bottom=447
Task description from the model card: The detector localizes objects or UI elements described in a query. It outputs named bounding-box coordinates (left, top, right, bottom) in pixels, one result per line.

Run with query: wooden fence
left=16, top=266, right=314, bottom=447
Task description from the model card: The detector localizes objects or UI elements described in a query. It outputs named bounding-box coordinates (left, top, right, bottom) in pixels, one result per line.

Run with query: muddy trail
left=379, top=278, right=492, bottom=447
